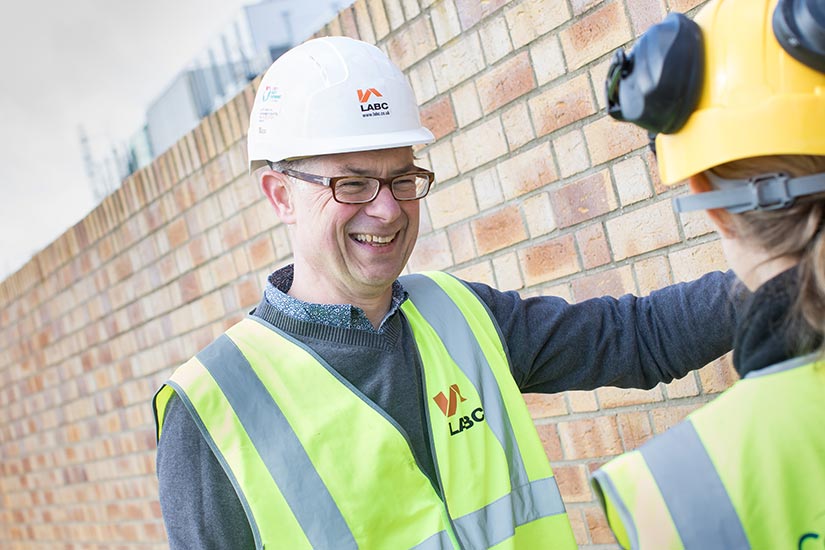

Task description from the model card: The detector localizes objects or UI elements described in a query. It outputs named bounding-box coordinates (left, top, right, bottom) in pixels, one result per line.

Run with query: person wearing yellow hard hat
left=152, top=35, right=740, bottom=549
left=593, top=0, right=825, bottom=547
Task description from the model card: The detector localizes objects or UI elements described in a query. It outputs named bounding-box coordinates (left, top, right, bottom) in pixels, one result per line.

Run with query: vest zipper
left=416, top=351, right=465, bottom=550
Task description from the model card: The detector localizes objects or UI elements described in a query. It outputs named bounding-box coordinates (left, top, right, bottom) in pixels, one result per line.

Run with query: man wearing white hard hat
left=154, top=36, right=738, bottom=549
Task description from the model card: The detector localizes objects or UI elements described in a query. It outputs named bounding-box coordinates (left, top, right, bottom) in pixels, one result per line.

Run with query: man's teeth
left=353, top=233, right=394, bottom=244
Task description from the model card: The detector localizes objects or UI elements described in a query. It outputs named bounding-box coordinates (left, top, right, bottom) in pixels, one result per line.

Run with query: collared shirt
left=263, top=264, right=407, bottom=334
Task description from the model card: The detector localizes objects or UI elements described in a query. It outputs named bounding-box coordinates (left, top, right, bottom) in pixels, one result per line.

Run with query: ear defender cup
left=605, top=12, right=704, bottom=135
left=773, top=0, right=825, bottom=73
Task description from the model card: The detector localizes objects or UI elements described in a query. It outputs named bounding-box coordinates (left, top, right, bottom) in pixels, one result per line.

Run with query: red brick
left=529, top=74, right=596, bottom=137
left=666, top=372, right=700, bottom=399
left=572, top=265, right=634, bottom=301
left=522, top=192, right=557, bottom=237
left=493, top=252, right=524, bottom=291
left=558, top=416, right=622, bottom=459
left=366, top=0, right=390, bottom=40
left=431, top=34, right=487, bottom=93
left=575, top=223, right=610, bottom=269
left=651, top=403, right=703, bottom=434
left=428, top=179, right=478, bottom=229
left=420, top=96, right=456, bottom=141
left=605, top=201, right=681, bottom=260
left=452, top=261, right=496, bottom=286
left=523, top=393, right=567, bottom=419
left=584, top=115, right=649, bottom=166
left=567, top=390, right=599, bottom=412
left=629, top=0, right=666, bottom=35
left=669, top=0, right=705, bottom=10
left=571, top=0, right=603, bottom=15
left=471, top=206, right=528, bottom=255
left=555, top=464, right=592, bottom=502
left=477, top=52, right=536, bottom=115
left=453, top=118, right=508, bottom=173
left=385, top=17, right=437, bottom=70
left=454, top=0, right=510, bottom=30
left=567, top=508, right=590, bottom=546
left=519, top=234, right=580, bottom=286
left=353, top=0, right=376, bottom=44
left=499, top=145, right=557, bottom=201
left=408, top=231, right=453, bottom=272
left=697, top=353, right=738, bottom=395
left=617, top=410, right=654, bottom=450
left=219, top=217, right=248, bottom=250
left=584, top=504, right=617, bottom=544
left=166, top=218, right=189, bottom=250
left=535, top=423, right=564, bottom=461
left=339, top=6, right=360, bottom=38
left=505, top=0, right=571, bottom=48
left=633, top=254, right=673, bottom=295
left=597, top=383, right=662, bottom=408
left=669, top=240, right=728, bottom=283
left=559, top=1, right=632, bottom=69
left=447, top=223, right=476, bottom=264
left=431, top=0, right=462, bottom=45
left=501, top=102, right=535, bottom=151
left=248, top=235, right=276, bottom=270
left=551, top=169, right=617, bottom=228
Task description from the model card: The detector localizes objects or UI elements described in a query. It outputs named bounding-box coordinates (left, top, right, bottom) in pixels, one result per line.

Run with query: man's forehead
left=307, top=147, right=416, bottom=173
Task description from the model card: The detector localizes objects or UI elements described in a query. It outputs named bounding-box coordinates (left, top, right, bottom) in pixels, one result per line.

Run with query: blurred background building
left=80, top=0, right=353, bottom=202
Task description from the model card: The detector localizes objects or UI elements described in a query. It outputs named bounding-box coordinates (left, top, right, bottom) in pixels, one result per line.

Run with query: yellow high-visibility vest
left=593, top=355, right=825, bottom=550
left=155, top=272, right=577, bottom=549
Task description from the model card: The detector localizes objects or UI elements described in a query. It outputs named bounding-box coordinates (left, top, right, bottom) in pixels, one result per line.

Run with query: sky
left=0, top=0, right=345, bottom=281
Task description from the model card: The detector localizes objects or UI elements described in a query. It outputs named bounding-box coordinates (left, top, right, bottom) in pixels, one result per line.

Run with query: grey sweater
left=157, top=270, right=737, bottom=549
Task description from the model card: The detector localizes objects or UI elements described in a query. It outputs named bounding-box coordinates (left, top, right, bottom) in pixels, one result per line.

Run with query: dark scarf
left=733, top=266, right=822, bottom=377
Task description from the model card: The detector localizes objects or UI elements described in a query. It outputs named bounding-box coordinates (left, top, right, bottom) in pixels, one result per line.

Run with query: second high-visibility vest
left=155, top=271, right=577, bottom=549
left=592, top=354, right=825, bottom=550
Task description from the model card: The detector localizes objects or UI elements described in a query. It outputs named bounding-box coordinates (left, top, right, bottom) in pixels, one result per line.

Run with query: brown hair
left=711, top=155, right=825, bottom=357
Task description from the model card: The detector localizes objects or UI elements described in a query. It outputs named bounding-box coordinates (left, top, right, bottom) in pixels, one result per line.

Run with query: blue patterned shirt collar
left=263, top=264, right=407, bottom=334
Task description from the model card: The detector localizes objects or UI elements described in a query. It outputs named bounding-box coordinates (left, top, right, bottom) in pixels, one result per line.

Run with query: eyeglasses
left=278, top=167, right=435, bottom=204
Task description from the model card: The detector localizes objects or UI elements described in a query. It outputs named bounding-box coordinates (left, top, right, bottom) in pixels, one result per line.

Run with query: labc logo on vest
left=432, top=384, right=485, bottom=436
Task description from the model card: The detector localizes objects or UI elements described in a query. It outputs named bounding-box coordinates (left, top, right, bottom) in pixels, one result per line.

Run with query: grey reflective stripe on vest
left=453, top=477, right=566, bottom=549
left=401, top=274, right=566, bottom=543
left=411, top=530, right=454, bottom=550
left=196, top=334, right=357, bottom=550
left=641, top=421, right=750, bottom=550
left=744, top=353, right=817, bottom=379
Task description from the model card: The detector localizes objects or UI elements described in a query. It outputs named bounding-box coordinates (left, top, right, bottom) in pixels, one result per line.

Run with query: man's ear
left=688, top=173, right=736, bottom=238
left=261, top=170, right=297, bottom=224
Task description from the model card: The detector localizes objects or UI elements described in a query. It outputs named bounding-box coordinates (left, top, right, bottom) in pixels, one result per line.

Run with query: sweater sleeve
left=467, top=270, right=740, bottom=392
left=157, top=393, right=255, bottom=550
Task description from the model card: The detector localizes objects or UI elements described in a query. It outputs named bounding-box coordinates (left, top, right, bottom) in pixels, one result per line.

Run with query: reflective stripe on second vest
left=155, top=271, right=577, bottom=549
left=401, top=272, right=574, bottom=548
left=593, top=355, right=825, bottom=550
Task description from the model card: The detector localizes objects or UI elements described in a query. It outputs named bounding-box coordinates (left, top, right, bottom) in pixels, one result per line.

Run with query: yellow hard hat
left=607, top=0, right=825, bottom=185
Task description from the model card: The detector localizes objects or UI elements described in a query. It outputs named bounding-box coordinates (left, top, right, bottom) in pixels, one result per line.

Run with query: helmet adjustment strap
left=673, top=172, right=825, bottom=214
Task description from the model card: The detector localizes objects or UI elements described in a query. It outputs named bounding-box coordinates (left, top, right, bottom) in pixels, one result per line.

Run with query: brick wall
left=0, top=0, right=731, bottom=547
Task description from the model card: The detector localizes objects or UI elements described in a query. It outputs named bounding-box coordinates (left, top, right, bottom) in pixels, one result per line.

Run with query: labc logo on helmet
left=357, top=88, right=390, bottom=118
left=262, top=86, right=281, bottom=102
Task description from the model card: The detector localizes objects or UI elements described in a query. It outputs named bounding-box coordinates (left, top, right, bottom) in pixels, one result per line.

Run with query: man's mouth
left=351, top=232, right=397, bottom=246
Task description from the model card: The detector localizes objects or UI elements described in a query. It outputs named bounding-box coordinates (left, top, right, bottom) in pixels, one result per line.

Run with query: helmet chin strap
left=673, top=171, right=825, bottom=214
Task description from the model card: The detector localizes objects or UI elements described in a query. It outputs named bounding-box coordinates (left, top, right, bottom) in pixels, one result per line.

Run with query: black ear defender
left=605, top=12, right=705, bottom=136
left=773, top=0, right=825, bottom=73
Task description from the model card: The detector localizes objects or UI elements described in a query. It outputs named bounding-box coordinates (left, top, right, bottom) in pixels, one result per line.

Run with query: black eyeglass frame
left=271, top=164, right=436, bottom=204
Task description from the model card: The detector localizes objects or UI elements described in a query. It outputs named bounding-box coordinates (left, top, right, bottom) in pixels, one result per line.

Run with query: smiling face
left=263, top=146, right=421, bottom=308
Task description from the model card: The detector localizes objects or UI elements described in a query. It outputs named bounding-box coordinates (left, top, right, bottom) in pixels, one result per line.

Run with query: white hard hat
left=248, top=36, right=435, bottom=168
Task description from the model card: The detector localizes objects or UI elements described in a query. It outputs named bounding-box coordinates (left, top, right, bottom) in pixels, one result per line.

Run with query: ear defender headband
left=773, top=0, right=825, bottom=73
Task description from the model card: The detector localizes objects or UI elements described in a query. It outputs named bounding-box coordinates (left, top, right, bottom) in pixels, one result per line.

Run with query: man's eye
left=336, top=179, right=370, bottom=193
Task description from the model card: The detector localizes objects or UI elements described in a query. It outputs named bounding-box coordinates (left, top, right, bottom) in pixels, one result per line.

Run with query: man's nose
left=364, top=183, right=402, bottom=220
